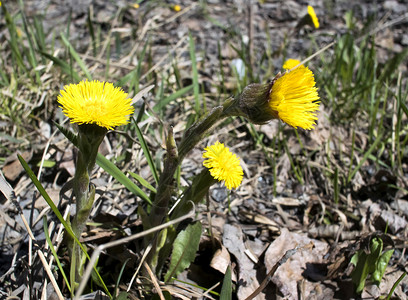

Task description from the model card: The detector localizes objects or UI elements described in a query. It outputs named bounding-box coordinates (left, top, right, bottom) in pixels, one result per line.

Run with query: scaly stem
left=69, top=124, right=106, bottom=287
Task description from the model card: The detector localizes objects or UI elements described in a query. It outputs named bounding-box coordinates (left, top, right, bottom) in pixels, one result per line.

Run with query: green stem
left=69, top=124, right=106, bottom=287
left=150, top=100, right=234, bottom=228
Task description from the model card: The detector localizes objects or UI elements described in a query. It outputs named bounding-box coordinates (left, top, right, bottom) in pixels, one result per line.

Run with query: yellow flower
left=132, top=3, right=139, bottom=9
left=173, top=4, right=181, bottom=12
left=203, top=141, right=243, bottom=190
left=307, top=5, right=319, bottom=29
left=58, top=80, right=134, bottom=130
left=269, top=66, right=320, bottom=130
left=283, top=59, right=301, bottom=70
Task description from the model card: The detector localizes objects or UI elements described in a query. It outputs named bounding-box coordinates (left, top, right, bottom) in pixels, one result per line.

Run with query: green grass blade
left=188, top=32, right=200, bottom=113
left=2, top=4, right=26, bottom=72
left=43, top=216, right=71, bottom=293
left=60, top=32, right=93, bottom=81
left=87, top=7, right=97, bottom=57
left=116, top=68, right=137, bottom=87
left=128, top=172, right=157, bottom=193
left=153, top=84, right=193, bottom=112
left=40, top=51, right=81, bottom=82
left=132, top=120, right=159, bottom=184
left=96, top=154, right=152, bottom=205
left=347, top=133, right=384, bottom=183
left=113, top=258, right=130, bottom=300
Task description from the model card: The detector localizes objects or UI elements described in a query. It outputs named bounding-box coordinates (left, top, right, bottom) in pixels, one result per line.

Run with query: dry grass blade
left=37, top=250, right=64, bottom=300
left=143, top=261, right=165, bottom=300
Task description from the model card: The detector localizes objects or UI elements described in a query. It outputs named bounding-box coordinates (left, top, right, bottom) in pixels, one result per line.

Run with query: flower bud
left=234, top=66, right=320, bottom=130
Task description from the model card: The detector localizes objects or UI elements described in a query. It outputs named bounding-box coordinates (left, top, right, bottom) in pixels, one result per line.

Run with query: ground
left=0, top=0, right=408, bottom=299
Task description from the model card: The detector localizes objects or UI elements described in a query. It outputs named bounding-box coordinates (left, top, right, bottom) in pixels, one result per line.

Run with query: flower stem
left=69, top=124, right=106, bottom=287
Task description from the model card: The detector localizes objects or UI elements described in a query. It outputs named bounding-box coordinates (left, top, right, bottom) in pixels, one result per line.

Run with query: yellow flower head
left=132, top=3, right=140, bottom=9
left=58, top=80, right=134, bottom=130
left=283, top=59, right=301, bottom=70
left=173, top=4, right=181, bottom=12
left=307, top=5, right=319, bottom=29
left=203, top=141, right=243, bottom=190
left=269, top=66, right=320, bottom=130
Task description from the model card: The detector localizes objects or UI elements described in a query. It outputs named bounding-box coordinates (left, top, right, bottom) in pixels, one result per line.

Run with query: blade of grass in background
left=87, top=7, right=97, bottom=57
left=40, top=51, right=81, bottom=82
left=347, top=133, right=384, bottom=183
left=153, top=84, right=194, bottom=112
left=188, top=32, right=201, bottom=114
left=132, top=119, right=159, bottom=185
left=60, top=32, right=93, bottom=81
left=2, top=4, right=27, bottom=73
left=18, top=0, right=41, bottom=84
left=96, top=154, right=152, bottom=205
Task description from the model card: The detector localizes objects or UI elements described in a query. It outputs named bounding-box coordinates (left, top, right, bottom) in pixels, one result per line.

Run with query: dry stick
left=244, top=242, right=313, bottom=300
left=127, top=243, right=153, bottom=292
left=201, top=282, right=220, bottom=299
left=143, top=261, right=166, bottom=300
left=74, top=207, right=196, bottom=299
left=37, top=250, right=65, bottom=300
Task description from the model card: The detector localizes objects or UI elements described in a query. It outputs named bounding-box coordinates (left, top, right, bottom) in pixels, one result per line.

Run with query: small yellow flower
left=283, top=59, right=301, bottom=70
left=173, top=4, right=181, bottom=12
left=269, top=66, right=320, bottom=130
left=132, top=3, right=139, bottom=9
left=203, top=141, right=243, bottom=190
left=307, top=5, right=319, bottom=29
left=58, top=80, right=134, bottom=130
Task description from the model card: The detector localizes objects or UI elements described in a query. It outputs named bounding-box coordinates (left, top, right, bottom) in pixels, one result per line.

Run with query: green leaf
left=351, top=237, right=386, bottom=294
left=116, top=292, right=130, bottom=300
left=219, top=265, right=232, bottom=300
left=351, top=251, right=370, bottom=294
left=373, top=249, right=394, bottom=285
left=367, top=237, right=383, bottom=274
left=164, top=222, right=202, bottom=282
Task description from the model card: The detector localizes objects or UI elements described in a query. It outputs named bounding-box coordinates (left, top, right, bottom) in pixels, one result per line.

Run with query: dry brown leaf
left=2, top=151, right=32, bottom=181
left=223, top=224, right=263, bottom=300
left=264, top=228, right=330, bottom=299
